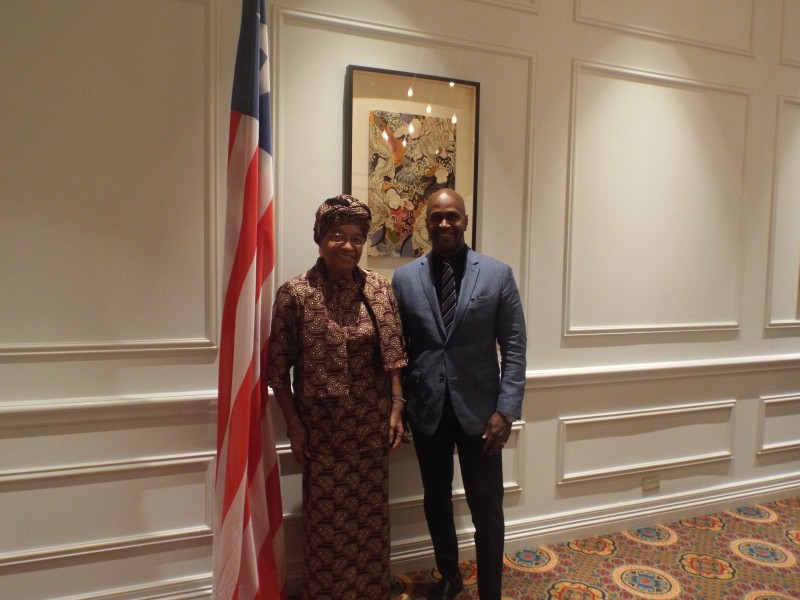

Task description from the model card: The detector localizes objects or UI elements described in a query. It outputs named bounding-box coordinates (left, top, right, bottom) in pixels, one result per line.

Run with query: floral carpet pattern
left=390, top=497, right=800, bottom=599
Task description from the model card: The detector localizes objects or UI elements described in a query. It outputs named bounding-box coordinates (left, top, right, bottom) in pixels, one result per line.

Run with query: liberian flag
left=213, top=0, right=286, bottom=598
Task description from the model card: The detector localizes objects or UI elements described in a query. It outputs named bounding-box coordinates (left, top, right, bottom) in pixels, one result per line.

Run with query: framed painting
left=343, top=65, right=479, bottom=275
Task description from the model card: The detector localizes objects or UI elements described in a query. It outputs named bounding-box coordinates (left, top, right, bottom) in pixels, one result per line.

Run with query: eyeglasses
left=326, top=232, right=366, bottom=247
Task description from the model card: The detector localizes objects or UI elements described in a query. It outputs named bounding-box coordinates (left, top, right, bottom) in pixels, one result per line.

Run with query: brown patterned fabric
left=312, top=194, right=371, bottom=244
left=267, top=259, right=407, bottom=599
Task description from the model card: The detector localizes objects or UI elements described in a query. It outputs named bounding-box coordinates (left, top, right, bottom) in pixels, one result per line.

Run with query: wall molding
left=0, top=338, right=217, bottom=360
left=0, top=526, right=211, bottom=570
left=768, top=320, right=800, bottom=330
left=781, top=0, right=800, bottom=67
left=525, top=353, right=800, bottom=388
left=573, top=0, right=755, bottom=57
left=273, top=6, right=538, bottom=58
left=0, top=452, right=214, bottom=485
left=0, top=392, right=216, bottom=584
left=564, top=59, right=749, bottom=337
left=464, top=0, right=538, bottom=13
left=557, top=400, right=734, bottom=485
left=765, top=95, right=800, bottom=330
left=0, top=0, right=219, bottom=362
left=0, top=452, right=213, bottom=570
left=59, top=576, right=212, bottom=600
left=0, top=391, right=216, bottom=428
left=758, top=392, right=800, bottom=455
left=565, top=322, right=741, bottom=336
left=560, top=451, right=731, bottom=484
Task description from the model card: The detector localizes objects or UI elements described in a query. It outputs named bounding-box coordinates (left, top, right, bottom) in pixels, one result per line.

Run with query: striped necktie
left=441, top=260, right=457, bottom=332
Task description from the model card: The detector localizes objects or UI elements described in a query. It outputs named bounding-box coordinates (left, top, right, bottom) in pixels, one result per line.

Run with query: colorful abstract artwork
left=367, top=110, right=456, bottom=258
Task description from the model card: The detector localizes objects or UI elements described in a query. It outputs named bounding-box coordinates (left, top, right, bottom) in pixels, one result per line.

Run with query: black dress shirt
left=430, top=245, right=469, bottom=304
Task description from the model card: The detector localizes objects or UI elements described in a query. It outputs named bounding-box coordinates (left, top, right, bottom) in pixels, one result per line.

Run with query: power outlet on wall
left=642, top=476, right=660, bottom=492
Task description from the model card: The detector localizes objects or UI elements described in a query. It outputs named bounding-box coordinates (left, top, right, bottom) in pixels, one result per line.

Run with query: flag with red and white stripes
left=213, top=0, right=286, bottom=598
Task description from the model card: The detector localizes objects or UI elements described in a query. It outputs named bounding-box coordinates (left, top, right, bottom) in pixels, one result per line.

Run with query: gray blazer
left=391, top=248, right=527, bottom=436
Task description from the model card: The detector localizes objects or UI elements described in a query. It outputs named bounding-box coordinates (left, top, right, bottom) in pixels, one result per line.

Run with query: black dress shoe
left=426, top=576, right=464, bottom=600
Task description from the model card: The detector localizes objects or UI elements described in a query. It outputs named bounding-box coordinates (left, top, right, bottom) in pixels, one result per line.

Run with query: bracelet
left=391, top=395, right=406, bottom=405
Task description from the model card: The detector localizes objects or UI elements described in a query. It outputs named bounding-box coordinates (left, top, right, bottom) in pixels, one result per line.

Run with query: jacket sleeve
left=391, top=273, right=408, bottom=345
left=494, top=265, right=527, bottom=418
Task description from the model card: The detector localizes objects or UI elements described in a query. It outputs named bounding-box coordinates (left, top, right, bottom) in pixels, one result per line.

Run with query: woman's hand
left=387, top=368, right=406, bottom=450
left=286, top=417, right=311, bottom=465
left=272, top=387, right=311, bottom=464
left=389, top=399, right=405, bottom=449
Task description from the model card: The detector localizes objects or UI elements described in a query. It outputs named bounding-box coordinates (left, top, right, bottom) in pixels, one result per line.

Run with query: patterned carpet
left=390, top=496, right=800, bottom=599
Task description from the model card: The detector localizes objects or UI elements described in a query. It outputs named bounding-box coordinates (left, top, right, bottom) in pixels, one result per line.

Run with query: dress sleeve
left=267, top=282, right=300, bottom=390
left=376, top=276, right=408, bottom=372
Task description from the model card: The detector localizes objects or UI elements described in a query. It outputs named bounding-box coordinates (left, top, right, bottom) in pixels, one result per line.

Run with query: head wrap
left=313, top=194, right=371, bottom=244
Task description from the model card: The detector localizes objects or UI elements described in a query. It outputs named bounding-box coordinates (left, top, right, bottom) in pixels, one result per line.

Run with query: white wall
left=1, top=0, right=799, bottom=598
left=0, top=0, right=234, bottom=597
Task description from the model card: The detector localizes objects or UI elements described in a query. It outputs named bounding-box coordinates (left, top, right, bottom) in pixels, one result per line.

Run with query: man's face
left=425, top=191, right=468, bottom=257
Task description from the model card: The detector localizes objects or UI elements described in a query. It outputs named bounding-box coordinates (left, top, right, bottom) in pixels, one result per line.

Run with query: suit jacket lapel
left=449, top=250, right=479, bottom=335
left=418, top=256, right=446, bottom=336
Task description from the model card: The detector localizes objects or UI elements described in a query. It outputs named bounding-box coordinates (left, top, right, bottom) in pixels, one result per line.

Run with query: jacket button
left=439, top=374, right=445, bottom=382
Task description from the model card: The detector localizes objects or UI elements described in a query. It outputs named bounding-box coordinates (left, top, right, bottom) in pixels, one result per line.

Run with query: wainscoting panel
left=0, top=0, right=216, bottom=358
left=565, top=61, right=748, bottom=335
left=465, top=0, right=538, bottom=13
left=0, top=393, right=215, bottom=472
left=2, top=543, right=212, bottom=600
left=574, top=0, right=754, bottom=55
left=759, top=393, right=800, bottom=455
left=0, top=392, right=215, bottom=600
left=558, top=400, right=735, bottom=484
left=766, top=96, right=800, bottom=328
left=782, top=0, right=800, bottom=67
left=1, top=457, right=211, bottom=563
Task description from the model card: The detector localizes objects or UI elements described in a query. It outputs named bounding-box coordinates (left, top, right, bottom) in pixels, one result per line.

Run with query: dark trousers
left=411, top=396, right=505, bottom=600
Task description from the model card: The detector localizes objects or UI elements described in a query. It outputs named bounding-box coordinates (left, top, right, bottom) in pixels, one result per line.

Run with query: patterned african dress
left=267, top=259, right=407, bottom=600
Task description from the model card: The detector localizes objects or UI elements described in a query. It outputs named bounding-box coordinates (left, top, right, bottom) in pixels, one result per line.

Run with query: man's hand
left=482, top=412, right=511, bottom=454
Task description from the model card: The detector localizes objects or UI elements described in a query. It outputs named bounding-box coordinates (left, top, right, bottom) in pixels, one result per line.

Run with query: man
left=392, top=188, right=527, bottom=600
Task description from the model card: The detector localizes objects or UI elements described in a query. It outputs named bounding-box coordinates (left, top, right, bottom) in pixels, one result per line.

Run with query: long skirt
left=301, top=445, right=390, bottom=599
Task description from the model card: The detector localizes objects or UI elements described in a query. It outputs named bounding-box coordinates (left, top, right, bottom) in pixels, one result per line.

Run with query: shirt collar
left=431, top=244, right=468, bottom=268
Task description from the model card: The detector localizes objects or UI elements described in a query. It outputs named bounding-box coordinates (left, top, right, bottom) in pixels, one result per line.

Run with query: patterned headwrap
left=313, top=194, right=371, bottom=244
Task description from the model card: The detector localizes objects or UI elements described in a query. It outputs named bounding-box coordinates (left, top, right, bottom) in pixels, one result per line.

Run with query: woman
left=267, top=195, right=407, bottom=599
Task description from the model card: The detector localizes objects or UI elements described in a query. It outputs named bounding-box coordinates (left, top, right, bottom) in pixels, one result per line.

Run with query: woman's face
left=318, top=223, right=365, bottom=279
